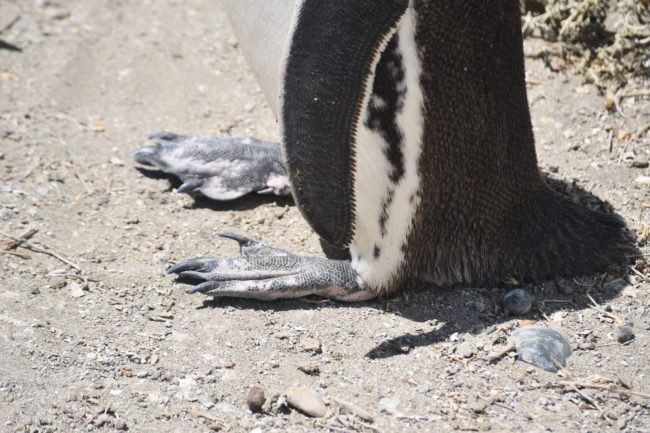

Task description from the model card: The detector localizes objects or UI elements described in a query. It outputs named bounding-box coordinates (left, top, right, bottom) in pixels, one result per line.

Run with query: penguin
left=132, top=0, right=630, bottom=301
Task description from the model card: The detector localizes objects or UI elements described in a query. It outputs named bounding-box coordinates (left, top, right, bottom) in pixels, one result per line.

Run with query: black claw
left=131, top=146, right=159, bottom=166
left=168, top=260, right=201, bottom=274
left=188, top=281, right=219, bottom=294
left=177, top=178, right=205, bottom=193
left=148, top=131, right=180, bottom=141
left=219, top=233, right=252, bottom=245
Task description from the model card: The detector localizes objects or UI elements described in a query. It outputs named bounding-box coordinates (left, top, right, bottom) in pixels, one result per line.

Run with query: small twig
left=321, top=424, right=351, bottom=433
left=0, top=250, right=31, bottom=258
left=559, top=381, right=650, bottom=399
left=24, top=244, right=80, bottom=271
left=184, top=409, right=223, bottom=424
left=525, top=78, right=543, bottom=85
left=22, top=157, right=40, bottom=179
left=46, top=273, right=100, bottom=283
left=487, top=341, right=516, bottom=362
left=539, top=299, right=574, bottom=304
left=607, top=129, right=614, bottom=153
left=621, top=91, right=650, bottom=99
left=585, top=293, right=622, bottom=324
left=105, top=214, right=123, bottom=229
left=633, top=124, right=650, bottom=140
left=357, top=420, right=383, bottom=432
left=0, top=231, right=80, bottom=271
left=614, top=88, right=629, bottom=118
left=595, top=341, right=632, bottom=348
left=629, top=266, right=648, bottom=281
left=569, top=384, right=605, bottom=416
left=493, top=402, right=516, bottom=413
left=1, top=228, right=38, bottom=250
left=74, top=166, right=94, bottom=194
left=64, top=161, right=94, bottom=194
left=332, top=397, right=374, bottom=423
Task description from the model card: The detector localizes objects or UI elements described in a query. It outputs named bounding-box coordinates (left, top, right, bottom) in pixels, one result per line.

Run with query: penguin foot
left=167, top=233, right=375, bottom=302
left=131, top=132, right=291, bottom=200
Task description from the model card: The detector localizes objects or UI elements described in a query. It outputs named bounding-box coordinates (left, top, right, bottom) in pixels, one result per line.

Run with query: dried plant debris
left=522, top=0, right=650, bottom=86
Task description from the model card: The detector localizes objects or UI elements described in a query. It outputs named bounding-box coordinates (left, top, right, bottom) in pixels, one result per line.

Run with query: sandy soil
left=1, top=1, right=649, bottom=432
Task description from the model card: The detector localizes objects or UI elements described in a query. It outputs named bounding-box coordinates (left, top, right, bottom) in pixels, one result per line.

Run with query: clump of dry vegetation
left=521, top=0, right=649, bottom=87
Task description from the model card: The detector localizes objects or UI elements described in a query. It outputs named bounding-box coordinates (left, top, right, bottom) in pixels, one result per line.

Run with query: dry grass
left=522, top=0, right=649, bottom=86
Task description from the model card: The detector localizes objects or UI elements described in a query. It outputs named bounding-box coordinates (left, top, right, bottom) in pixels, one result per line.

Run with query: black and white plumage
left=132, top=0, right=630, bottom=301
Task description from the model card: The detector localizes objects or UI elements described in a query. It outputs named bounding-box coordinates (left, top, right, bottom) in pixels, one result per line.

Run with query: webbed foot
left=168, top=233, right=375, bottom=302
left=132, top=132, right=291, bottom=200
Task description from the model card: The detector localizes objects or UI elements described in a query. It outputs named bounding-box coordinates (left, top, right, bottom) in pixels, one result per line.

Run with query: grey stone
left=503, top=289, right=534, bottom=315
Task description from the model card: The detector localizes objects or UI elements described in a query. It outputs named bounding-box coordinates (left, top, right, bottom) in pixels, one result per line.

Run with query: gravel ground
left=1, top=1, right=649, bottom=432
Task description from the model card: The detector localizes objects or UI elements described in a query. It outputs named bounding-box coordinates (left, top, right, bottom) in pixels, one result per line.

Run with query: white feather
left=351, top=4, right=424, bottom=294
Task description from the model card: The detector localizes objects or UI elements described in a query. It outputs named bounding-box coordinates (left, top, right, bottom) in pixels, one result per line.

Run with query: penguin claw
left=177, top=178, right=205, bottom=193
left=147, top=131, right=181, bottom=142
left=167, top=257, right=217, bottom=275
left=219, top=232, right=252, bottom=245
left=188, top=281, right=219, bottom=294
left=131, top=145, right=162, bottom=167
left=220, top=232, right=291, bottom=257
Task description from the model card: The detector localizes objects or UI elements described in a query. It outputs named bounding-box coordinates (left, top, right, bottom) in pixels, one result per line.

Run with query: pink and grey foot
left=132, top=132, right=290, bottom=200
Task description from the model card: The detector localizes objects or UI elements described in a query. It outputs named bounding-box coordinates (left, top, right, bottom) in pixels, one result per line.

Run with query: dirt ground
left=1, top=1, right=649, bottom=432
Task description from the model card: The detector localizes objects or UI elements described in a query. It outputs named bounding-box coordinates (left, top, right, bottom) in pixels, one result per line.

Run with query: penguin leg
left=131, top=132, right=291, bottom=200
left=168, top=233, right=375, bottom=302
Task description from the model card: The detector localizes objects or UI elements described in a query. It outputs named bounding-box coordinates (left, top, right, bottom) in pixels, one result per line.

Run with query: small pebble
left=50, top=276, right=66, bottom=289
left=69, top=282, right=85, bottom=298
left=300, top=337, right=322, bottom=354
left=198, top=394, right=214, bottom=409
left=455, top=341, right=476, bottom=358
left=114, top=420, right=128, bottom=431
left=247, top=385, right=266, bottom=412
left=297, top=362, right=320, bottom=375
left=45, top=9, right=70, bottom=20
left=285, top=387, right=327, bottom=417
left=503, top=289, right=534, bottom=315
left=602, top=304, right=613, bottom=312
left=615, top=326, right=634, bottom=343
left=152, top=251, right=171, bottom=264
left=538, top=397, right=549, bottom=406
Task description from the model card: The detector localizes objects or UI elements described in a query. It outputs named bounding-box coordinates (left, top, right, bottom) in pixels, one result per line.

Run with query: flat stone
left=511, top=326, right=571, bottom=372
left=297, top=362, right=320, bottom=375
left=285, top=387, right=327, bottom=417
left=300, top=337, right=322, bottom=354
